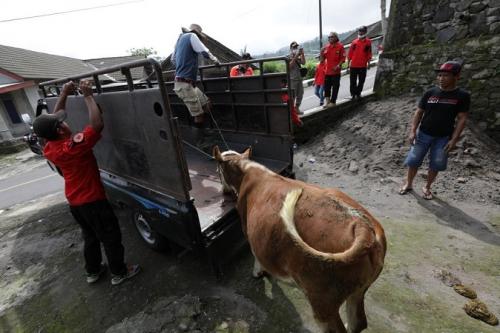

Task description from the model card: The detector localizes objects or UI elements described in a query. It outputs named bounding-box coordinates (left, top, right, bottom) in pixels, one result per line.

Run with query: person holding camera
left=230, top=53, right=254, bottom=77
left=288, top=41, right=306, bottom=114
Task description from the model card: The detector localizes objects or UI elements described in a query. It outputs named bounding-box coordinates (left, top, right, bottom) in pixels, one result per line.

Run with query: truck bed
left=184, top=143, right=290, bottom=232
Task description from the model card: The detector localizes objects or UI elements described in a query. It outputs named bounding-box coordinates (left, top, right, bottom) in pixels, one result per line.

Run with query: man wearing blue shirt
left=172, top=23, right=219, bottom=127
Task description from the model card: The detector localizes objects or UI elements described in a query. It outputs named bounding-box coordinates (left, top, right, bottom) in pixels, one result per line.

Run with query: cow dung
left=463, top=299, right=499, bottom=326
left=453, top=284, right=477, bottom=299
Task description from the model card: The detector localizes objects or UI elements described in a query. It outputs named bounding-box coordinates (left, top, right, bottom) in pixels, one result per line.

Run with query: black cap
left=435, top=61, right=462, bottom=75
left=33, top=110, right=67, bottom=140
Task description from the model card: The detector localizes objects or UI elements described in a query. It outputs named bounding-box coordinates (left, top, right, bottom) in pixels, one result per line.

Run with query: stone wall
left=375, top=0, right=500, bottom=141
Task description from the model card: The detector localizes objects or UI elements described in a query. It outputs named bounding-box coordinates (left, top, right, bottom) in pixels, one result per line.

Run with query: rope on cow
left=182, top=140, right=214, bottom=160
left=205, top=108, right=230, bottom=151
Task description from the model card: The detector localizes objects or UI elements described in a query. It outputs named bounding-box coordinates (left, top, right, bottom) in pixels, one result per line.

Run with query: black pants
left=350, top=67, right=367, bottom=97
left=70, top=200, right=126, bottom=276
left=324, top=75, right=341, bottom=103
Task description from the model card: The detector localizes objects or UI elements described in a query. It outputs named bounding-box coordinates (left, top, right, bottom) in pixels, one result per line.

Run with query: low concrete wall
left=0, top=138, right=27, bottom=155
left=294, top=93, right=377, bottom=143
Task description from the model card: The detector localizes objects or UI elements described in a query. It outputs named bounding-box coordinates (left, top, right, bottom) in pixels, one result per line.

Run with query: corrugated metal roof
left=0, top=44, right=95, bottom=81
left=84, top=55, right=146, bottom=81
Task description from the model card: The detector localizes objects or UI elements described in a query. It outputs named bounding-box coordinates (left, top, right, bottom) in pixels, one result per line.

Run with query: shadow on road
left=415, top=194, right=500, bottom=246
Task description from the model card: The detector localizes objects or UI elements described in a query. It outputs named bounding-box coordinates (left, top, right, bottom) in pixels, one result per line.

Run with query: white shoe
left=111, top=264, right=140, bottom=286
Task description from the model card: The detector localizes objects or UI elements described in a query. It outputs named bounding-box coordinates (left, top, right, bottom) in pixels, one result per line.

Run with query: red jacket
left=348, top=38, right=372, bottom=68
left=322, top=42, right=345, bottom=76
left=314, top=62, right=326, bottom=86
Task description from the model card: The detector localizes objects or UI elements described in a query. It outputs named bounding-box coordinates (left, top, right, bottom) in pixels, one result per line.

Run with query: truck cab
left=39, top=57, right=295, bottom=276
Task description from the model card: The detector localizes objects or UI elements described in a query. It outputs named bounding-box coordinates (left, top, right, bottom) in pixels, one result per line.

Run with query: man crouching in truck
left=172, top=23, right=220, bottom=144
left=33, top=80, right=140, bottom=286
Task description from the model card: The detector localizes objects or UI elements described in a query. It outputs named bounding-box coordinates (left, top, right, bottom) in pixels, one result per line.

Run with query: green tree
left=127, top=47, right=157, bottom=57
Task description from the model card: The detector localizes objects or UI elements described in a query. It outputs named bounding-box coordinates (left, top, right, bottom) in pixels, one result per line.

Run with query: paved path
left=0, top=161, right=63, bottom=210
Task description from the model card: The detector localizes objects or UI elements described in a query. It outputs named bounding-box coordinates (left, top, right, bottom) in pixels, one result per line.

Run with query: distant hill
left=257, top=30, right=354, bottom=58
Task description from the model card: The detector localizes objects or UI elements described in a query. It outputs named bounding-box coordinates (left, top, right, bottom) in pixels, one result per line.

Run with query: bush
left=263, top=61, right=285, bottom=74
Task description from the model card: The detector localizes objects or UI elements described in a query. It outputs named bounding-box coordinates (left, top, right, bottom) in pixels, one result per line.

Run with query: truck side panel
left=45, top=88, right=191, bottom=201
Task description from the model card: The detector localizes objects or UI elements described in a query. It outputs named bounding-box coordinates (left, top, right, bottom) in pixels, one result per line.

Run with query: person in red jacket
left=321, top=32, right=345, bottom=107
left=33, top=80, right=140, bottom=286
left=281, top=79, right=303, bottom=127
left=348, top=26, right=372, bottom=99
left=230, top=53, right=254, bottom=77
left=313, top=58, right=326, bottom=106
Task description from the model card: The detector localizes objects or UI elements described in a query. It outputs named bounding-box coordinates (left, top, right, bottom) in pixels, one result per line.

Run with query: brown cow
left=213, top=146, right=386, bottom=333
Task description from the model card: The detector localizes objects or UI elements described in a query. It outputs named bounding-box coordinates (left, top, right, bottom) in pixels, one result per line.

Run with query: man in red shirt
left=321, top=32, right=345, bottom=108
left=348, top=26, right=372, bottom=99
left=33, top=80, right=140, bottom=286
left=230, top=53, right=254, bottom=77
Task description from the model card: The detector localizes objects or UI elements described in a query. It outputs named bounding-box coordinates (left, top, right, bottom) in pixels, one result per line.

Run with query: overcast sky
left=1, top=0, right=387, bottom=59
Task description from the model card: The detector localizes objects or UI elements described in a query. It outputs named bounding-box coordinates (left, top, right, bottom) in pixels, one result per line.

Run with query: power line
left=0, top=0, right=143, bottom=23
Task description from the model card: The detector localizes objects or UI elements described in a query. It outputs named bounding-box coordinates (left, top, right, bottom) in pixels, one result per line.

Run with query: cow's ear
left=213, top=145, right=223, bottom=161
left=242, top=147, right=252, bottom=159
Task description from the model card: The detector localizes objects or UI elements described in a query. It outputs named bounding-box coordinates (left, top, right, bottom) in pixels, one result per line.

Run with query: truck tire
left=131, top=211, right=169, bottom=251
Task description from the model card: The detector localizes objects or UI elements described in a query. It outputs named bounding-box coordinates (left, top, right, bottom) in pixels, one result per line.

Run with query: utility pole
left=319, top=0, right=323, bottom=50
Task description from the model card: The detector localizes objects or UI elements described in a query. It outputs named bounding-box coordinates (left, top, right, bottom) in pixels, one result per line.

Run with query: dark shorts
left=404, top=130, right=449, bottom=171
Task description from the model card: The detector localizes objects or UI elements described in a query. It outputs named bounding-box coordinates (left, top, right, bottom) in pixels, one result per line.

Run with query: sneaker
left=86, top=264, right=106, bottom=284
left=111, top=264, right=140, bottom=286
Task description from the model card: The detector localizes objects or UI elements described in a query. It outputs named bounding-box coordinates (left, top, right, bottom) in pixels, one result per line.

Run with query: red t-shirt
left=229, top=65, right=254, bottom=77
left=43, top=126, right=106, bottom=206
left=348, top=38, right=372, bottom=68
left=322, top=42, right=345, bottom=75
left=314, top=62, right=326, bottom=86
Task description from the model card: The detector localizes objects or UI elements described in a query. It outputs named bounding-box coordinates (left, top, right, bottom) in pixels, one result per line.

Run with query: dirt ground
left=1, top=95, right=499, bottom=333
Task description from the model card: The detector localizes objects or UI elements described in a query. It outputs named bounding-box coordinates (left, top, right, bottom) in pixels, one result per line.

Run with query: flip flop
left=422, top=187, right=434, bottom=200
left=399, top=186, right=413, bottom=195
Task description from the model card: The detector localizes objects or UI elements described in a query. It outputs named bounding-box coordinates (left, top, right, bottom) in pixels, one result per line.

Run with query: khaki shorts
left=173, top=81, right=209, bottom=117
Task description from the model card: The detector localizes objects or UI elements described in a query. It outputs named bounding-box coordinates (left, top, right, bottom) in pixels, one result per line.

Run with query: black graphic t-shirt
left=418, top=86, right=470, bottom=137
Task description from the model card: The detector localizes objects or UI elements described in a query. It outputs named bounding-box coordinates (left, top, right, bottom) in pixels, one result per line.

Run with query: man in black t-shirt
left=399, top=61, right=470, bottom=200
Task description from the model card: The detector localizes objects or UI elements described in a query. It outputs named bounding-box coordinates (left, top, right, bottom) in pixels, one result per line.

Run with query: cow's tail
left=280, top=188, right=375, bottom=265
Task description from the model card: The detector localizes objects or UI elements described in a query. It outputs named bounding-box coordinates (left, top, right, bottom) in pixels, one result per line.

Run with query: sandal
left=399, top=186, right=413, bottom=195
left=422, top=187, right=434, bottom=200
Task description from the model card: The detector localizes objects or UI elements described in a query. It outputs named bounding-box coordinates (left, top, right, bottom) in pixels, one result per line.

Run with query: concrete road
left=300, top=66, right=377, bottom=111
left=0, top=163, right=63, bottom=210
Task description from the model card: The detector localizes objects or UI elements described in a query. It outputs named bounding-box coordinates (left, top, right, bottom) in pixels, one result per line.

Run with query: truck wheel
left=132, top=211, right=169, bottom=251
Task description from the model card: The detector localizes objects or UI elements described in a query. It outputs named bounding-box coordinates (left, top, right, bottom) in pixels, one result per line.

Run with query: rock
left=457, top=177, right=467, bottom=183
left=469, top=2, right=487, bottom=13
left=464, top=159, right=481, bottom=168
left=463, top=147, right=478, bottom=155
left=308, top=158, right=316, bottom=164
left=216, top=321, right=229, bottom=332
left=178, top=322, right=189, bottom=331
left=348, top=161, right=359, bottom=173
left=436, top=26, right=457, bottom=43
left=487, top=172, right=500, bottom=181
left=490, top=22, right=500, bottom=34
